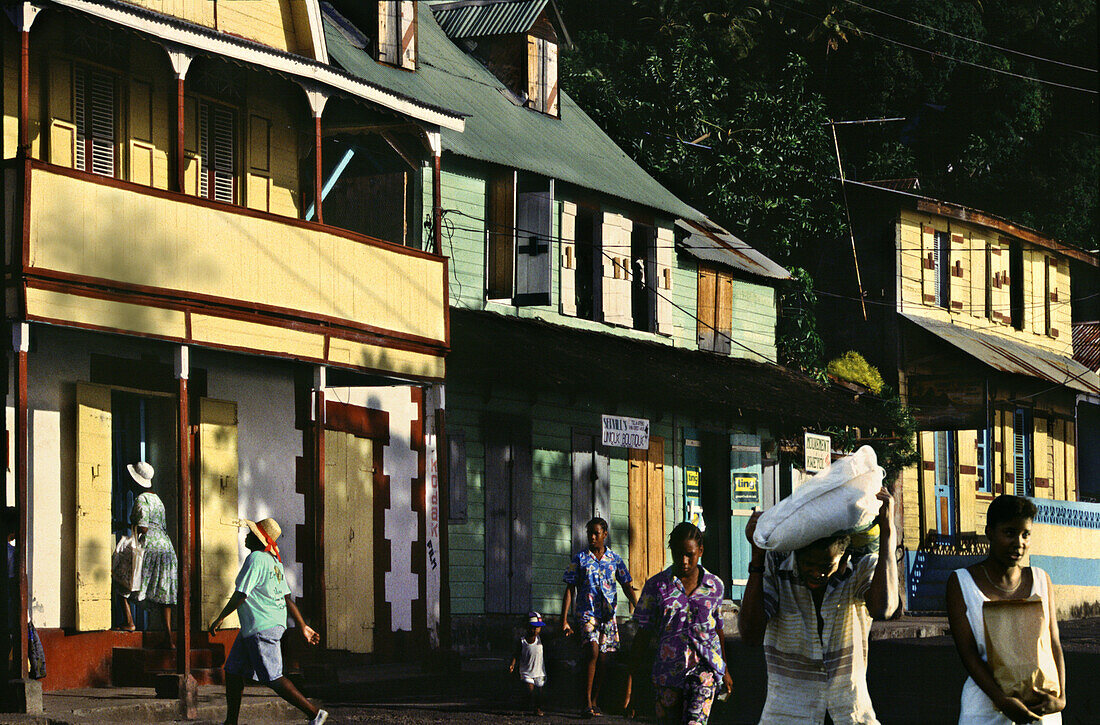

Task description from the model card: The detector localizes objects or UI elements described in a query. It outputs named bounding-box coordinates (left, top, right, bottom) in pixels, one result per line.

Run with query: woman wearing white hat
left=126, top=462, right=178, bottom=641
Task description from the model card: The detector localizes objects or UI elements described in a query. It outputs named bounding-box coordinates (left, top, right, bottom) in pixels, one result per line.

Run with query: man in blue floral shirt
left=561, top=517, right=637, bottom=717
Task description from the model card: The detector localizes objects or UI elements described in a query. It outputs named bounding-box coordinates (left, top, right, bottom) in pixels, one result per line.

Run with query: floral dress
left=132, top=492, right=178, bottom=605
left=634, top=565, right=726, bottom=725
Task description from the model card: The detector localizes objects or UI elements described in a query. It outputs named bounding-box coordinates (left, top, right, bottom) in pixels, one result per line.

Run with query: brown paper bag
left=983, top=595, right=1060, bottom=704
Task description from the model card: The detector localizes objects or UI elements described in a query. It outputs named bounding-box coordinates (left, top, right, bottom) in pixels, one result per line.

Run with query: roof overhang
left=44, top=0, right=466, bottom=131
left=675, top=219, right=791, bottom=281
left=449, top=308, right=892, bottom=428
left=902, top=312, right=1100, bottom=395
left=844, top=178, right=1097, bottom=267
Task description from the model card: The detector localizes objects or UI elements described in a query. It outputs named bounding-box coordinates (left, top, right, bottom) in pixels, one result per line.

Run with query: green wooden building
left=321, top=0, right=887, bottom=652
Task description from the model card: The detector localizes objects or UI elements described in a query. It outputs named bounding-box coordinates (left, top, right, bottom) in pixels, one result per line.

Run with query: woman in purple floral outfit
left=628, top=522, right=733, bottom=725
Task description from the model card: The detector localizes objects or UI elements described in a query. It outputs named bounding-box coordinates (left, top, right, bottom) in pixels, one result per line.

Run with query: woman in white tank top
left=945, top=495, right=1066, bottom=724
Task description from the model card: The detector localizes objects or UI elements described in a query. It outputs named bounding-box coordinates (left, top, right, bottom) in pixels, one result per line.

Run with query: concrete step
left=112, top=647, right=226, bottom=687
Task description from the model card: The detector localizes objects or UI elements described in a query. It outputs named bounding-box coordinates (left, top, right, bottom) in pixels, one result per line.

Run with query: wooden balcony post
left=10, top=4, right=42, bottom=156
left=164, top=49, right=193, bottom=194
left=301, top=88, right=329, bottom=224
left=172, top=345, right=197, bottom=718
left=12, top=324, right=30, bottom=680
left=313, top=366, right=327, bottom=644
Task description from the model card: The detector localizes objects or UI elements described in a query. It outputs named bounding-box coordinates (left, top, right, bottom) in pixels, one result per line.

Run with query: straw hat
left=243, top=517, right=282, bottom=561
left=126, top=461, right=154, bottom=488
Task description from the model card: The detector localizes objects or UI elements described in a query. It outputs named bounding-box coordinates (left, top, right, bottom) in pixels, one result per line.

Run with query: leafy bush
left=826, top=351, right=884, bottom=394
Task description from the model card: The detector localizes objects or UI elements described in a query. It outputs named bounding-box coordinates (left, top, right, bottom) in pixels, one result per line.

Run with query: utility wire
left=839, top=0, right=1098, bottom=74
left=438, top=207, right=1092, bottom=313
left=770, top=0, right=1099, bottom=95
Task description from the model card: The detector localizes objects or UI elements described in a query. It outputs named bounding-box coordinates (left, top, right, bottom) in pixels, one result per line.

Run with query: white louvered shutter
left=200, top=103, right=236, bottom=204
left=75, top=68, right=116, bottom=177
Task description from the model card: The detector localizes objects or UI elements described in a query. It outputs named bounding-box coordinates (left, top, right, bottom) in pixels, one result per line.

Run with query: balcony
left=8, top=160, right=447, bottom=380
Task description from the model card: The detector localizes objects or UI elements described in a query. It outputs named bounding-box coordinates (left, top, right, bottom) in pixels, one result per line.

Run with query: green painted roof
left=322, top=2, right=705, bottom=223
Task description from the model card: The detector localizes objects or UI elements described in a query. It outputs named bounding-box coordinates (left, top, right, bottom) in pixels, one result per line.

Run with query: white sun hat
left=126, top=461, right=154, bottom=488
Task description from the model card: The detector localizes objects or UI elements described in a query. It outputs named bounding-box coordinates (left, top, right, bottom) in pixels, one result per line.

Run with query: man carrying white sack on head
left=738, top=445, right=899, bottom=725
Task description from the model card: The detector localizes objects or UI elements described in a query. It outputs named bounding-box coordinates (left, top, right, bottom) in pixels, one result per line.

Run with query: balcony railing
left=9, top=160, right=448, bottom=380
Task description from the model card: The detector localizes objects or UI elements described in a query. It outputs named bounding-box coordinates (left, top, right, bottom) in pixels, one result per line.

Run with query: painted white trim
left=12, top=322, right=30, bottom=352
left=47, top=0, right=464, bottom=131
left=164, top=45, right=193, bottom=80
left=303, top=0, right=329, bottom=65
left=175, top=344, right=189, bottom=380
left=5, top=2, right=44, bottom=32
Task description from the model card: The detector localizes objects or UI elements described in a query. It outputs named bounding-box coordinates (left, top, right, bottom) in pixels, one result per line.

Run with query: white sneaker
left=310, top=710, right=328, bottom=725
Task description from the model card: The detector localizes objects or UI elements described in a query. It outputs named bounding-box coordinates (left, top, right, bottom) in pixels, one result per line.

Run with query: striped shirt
left=759, top=550, right=879, bottom=725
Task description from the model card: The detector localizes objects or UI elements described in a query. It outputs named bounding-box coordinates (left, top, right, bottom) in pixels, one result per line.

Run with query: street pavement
left=13, top=616, right=1100, bottom=724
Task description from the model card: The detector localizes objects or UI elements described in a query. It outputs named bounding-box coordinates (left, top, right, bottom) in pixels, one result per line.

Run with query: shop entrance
left=110, top=391, right=177, bottom=631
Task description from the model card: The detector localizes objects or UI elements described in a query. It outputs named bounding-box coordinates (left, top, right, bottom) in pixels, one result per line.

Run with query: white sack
left=753, top=445, right=884, bottom=551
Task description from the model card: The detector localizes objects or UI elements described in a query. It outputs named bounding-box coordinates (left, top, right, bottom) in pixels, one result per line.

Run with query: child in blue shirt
left=560, top=517, right=637, bottom=717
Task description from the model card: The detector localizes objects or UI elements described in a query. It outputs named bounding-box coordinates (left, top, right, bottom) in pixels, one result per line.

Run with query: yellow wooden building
left=2, top=0, right=463, bottom=699
left=814, top=180, right=1100, bottom=616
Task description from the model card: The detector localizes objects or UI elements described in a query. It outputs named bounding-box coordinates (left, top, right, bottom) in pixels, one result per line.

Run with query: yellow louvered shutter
left=48, top=58, right=76, bottom=168
left=76, top=383, right=113, bottom=631
left=716, top=270, right=733, bottom=354
left=324, top=430, right=375, bottom=653
left=949, top=232, right=967, bottom=313
left=655, top=226, right=675, bottom=336
left=527, top=35, right=541, bottom=109
left=199, top=398, right=240, bottom=629
left=378, top=1, right=400, bottom=63
left=128, top=77, right=154, bottom=186
left=920, top=224, right=936, bottom=307
left=560, top=201, right=577, bottom=317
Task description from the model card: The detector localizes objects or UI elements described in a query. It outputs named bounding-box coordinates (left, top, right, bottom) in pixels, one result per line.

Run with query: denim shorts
left=224, top=626, right=285, bottom=683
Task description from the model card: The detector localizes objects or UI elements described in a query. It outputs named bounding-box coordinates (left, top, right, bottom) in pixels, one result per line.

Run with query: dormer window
left=378, top=1, right=417, bottom=69
left=526, top=34, right=558, bottom=116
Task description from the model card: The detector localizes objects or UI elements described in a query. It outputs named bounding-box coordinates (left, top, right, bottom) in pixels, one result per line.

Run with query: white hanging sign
left=804, top=432, right=832, bottom=473
left=602, top=415, right=650, bottom=450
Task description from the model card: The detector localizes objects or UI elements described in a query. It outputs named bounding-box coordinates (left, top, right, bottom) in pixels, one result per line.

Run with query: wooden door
left=484, top=418, right=532, bottom=614
left=730, top=433, right=762, bottom=600
left=629, top=437, right=665, bottom=587
left=571, top=432, right=611, bottom=556
left=933, top=431, right=957, bottom=537
left=324, top=429, right=375, bottom=652
left=76, top=383, right=114, bottom=631
left=198, top=399, right=240, bottom=629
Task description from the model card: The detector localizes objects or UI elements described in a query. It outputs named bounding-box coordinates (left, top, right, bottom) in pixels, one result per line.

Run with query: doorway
left=110, top=391, right=177, bottom=631
left=698, top=432, right=731, bottom=591
left=932, top=430, right=957, bottom=538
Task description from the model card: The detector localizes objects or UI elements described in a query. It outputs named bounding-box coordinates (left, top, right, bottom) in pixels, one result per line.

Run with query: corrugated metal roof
left=1073, top=321, right=1100, bottom=372
left=676, top=219, right=791, bottom=280
left=433, top=0, right=549, bottom=39
left=902, top=312, right=1100, bottom=395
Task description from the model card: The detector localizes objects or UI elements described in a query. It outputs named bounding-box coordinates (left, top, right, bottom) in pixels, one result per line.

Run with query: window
left=976, top=424, right=993, bottom=493
left=574, top=206, right=602, bottom=321
left=1013, top=407, right=1032, bottom=497
left=74, top=66, right=116, bottom=177
left=486, top=169, right=552, bottom=305
left=377, top=1, right=416, bottom=69
left=1010, top=242, right=1024, bottom=330
left=526, top=35, right=559, bottom=116
left=933, top=230, right=950, bottom=309
left=198, top=102, right=236, bottom=204
left=697, top=266, right=733, bottom=354
left=631, top=222, right=657, bottom=332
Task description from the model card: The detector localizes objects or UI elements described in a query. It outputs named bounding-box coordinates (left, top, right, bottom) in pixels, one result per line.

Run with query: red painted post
left=314, top=116, right=323, bottom=224
left=14, top=341, right=29, bottom=679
